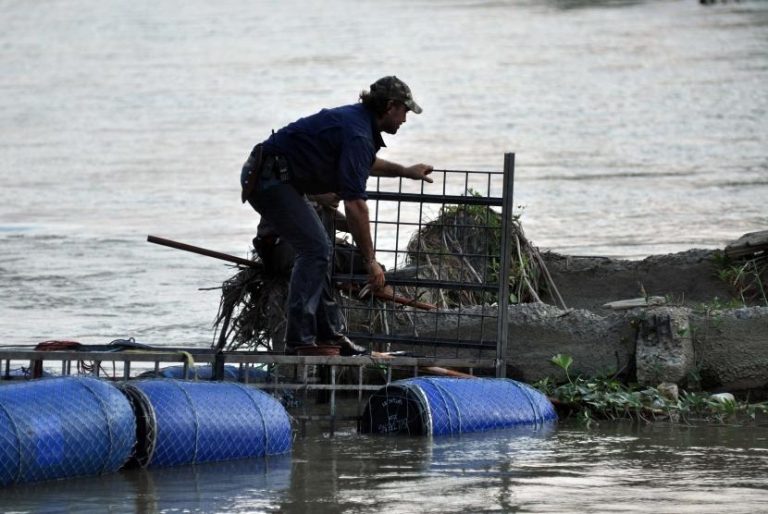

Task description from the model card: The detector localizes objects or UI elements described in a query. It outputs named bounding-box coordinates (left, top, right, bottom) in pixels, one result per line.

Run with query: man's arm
left=371, top=158, right=434, bottom=183
left=308, top=193, right=348, bottom=232
left=343, top=198, right=385, bottom=289
left=341, top=159, right=433, bottom=288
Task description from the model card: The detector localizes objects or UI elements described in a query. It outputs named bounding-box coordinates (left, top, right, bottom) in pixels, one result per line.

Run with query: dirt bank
left=393, top=231, right=768, bottom=394
left=540, top=249, right=733, bottom=313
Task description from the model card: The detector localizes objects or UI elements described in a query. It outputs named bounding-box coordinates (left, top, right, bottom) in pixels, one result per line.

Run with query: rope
left=34, top=340, right=82, bottom=351
left=178, top=352, right=196, bottom=379
left=77, top=378, right=118, bottom=474
left=32, top=340, right=111, bottom=377
left=421, top=377, right=464, bottom=435
left=172, top=381, right=201, bottom=465
left=503, top=379, right=543, bottom=426
left=236, top=384, right=270, bottom=455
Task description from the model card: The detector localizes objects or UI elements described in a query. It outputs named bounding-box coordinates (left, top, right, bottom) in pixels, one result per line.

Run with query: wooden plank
left=603, top=296, right=667, bottom=310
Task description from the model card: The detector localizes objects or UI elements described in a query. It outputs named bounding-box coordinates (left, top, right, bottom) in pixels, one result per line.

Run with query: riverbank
left=383, top=230, right=768, bottom=397
left=536, top=230, right=767, bottom=394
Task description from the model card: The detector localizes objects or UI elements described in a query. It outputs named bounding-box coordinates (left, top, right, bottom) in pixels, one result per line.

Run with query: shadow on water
left=0, top=455, right=292, bottom=513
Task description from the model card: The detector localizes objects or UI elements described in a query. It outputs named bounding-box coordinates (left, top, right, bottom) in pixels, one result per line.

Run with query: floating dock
left=0, top=346, right=496, bottom=434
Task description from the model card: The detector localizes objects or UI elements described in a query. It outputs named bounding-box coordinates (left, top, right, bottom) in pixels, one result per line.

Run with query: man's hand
left=309, top=192, right=340, bottom=210
left=404, top=164, right=434, bottom=183
left=366, top=259, right=386, bottom=289
left=343, top=198, right=384, bottom=288
left=371, top=158, right=434, bottom=183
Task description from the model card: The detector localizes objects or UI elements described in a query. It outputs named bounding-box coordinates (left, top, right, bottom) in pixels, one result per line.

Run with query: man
left=241, top=76, right=433, bottom=355
left=253, top=193, right=345, bottom=277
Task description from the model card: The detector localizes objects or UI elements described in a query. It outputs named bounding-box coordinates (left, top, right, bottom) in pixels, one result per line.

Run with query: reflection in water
left=0, top=422, right=767, bottom=513
left=0, top=455, right=292, bottom=514
left=277, top=421, right=768, bottom=514
left=279, top=423, right=558, bottom=513
left=126, top=456, right=291, bottom=513
left=0, top=471, right=136, bottom=513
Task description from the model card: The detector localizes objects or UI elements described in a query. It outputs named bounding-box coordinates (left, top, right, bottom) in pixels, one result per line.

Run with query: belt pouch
left=240, top=143, right=264, bottom=203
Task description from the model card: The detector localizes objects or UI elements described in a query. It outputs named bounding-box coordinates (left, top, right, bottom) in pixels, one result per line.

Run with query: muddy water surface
left=2, top=420, right=767, bottom=513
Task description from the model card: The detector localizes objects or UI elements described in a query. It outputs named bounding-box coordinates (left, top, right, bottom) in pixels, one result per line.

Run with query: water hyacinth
left=536, top=354, right=768, bottom=426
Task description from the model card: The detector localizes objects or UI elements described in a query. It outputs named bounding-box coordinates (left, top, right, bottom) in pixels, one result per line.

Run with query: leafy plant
left=550, top=353, right=573, bottom=383
left=534, top=354, right=768, bottom=426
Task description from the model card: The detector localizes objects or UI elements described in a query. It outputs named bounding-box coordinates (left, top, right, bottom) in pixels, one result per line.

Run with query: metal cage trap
left=334, top=153, right=515, bottom=377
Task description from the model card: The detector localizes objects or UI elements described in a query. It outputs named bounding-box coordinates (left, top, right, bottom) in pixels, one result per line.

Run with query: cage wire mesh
left=0, top=377, right=136, bottom=486
left=0, top=454, right=294, bottom=512
left=360, top=377, right=557, bottom=436
left=119, top=380, right=291, bottom=469
left=337, top=165, right=516, bottom=360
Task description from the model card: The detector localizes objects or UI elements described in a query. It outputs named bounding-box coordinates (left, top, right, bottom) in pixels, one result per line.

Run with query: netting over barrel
left=0, top=377, right=136, bottom=486
left=120, top=380, right=292, bottom=468
left=360, top=377, right=557, bottom=436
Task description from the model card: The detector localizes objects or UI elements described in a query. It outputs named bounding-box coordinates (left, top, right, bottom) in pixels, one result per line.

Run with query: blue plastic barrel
left=0, top=377, right=136, bottom=486
left=360, top=377, right=557, bottom=436
left=119, top=380, right=292, bottom=468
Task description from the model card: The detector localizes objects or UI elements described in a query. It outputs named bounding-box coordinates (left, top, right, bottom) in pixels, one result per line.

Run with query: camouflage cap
left=369, top=76, right=423, bottom=114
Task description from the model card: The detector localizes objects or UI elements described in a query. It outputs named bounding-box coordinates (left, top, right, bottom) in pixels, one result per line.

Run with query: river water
left=1, top=0, right=768, bottom=511
left=1, top=0, right=767, bottom=346
left=1, top=420, right=767, bottom=513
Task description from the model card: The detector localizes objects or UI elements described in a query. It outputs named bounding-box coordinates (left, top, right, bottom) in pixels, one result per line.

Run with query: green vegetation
left=534, top=354, right=768, bottom=426
left=712, top=250, right=768, bottom=307
left=696, top=295, right=746, bottom=315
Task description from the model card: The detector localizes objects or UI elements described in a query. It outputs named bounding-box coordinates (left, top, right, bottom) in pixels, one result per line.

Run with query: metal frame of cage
left=333, top=153, right=515, bottom=378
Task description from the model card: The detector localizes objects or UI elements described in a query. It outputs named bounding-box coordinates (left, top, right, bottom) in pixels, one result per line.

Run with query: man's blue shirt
left=262, top=103, right=385, bottom=200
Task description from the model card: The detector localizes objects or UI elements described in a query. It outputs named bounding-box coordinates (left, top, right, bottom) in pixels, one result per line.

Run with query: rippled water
left=1, top=420, right=767, bottom=513
left=1, top=0, right=767, bottom=346
left=1, top=2, right=767, bottom=510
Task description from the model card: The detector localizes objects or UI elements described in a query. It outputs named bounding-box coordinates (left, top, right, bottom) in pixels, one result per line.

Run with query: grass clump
left=712, top=250, right=767, bottom=307
left=404, top=192, right=565, bottom=309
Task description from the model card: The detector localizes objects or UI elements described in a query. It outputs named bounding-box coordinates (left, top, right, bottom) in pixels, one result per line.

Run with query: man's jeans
left=246, top=176, right=343, bottom=347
